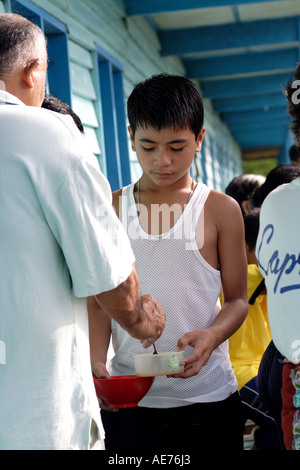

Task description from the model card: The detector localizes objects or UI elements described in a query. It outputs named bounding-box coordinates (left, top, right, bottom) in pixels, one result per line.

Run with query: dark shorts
left=240, top=375, right=284, bottom=450
left=101, top=391, right=243, bottom=451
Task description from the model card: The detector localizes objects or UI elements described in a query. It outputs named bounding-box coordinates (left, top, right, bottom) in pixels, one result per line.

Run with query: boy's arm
left=176, top=194, right=248, bottom=378
left=88, top=295, right=111, bottom=378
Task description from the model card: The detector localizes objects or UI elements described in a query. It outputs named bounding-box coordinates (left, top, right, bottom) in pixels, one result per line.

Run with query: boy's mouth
left=154, top=172, right=172, bottom=179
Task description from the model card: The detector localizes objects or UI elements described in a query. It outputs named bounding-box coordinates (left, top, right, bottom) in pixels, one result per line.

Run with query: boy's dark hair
left=251, top=164, right=300, bottom=207
left=42, top=95, right=84, bottom=133
left=244, top=208, right=261, bottom=252
left=127, top=74, right=204, bottom=139
left=225, top=174, right=265, bottom=209
left=289, top=144, right=300, bottom=163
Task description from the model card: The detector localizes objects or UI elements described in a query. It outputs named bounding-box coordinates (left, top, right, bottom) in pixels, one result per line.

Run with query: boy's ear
left=196, top=127, right=205, bottom=152
left=241, top=199, right=251, bottom=213
left=22, top=59, right=39, bottom=89
left=128, top=126, right=136, bottom=150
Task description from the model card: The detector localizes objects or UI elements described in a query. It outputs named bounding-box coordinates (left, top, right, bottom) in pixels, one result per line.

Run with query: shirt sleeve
left=34, top=114, right=135, bottom=297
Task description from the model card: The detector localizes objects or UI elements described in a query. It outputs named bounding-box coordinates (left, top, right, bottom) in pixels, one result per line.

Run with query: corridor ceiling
left=124, top=0, right=300, bottom=159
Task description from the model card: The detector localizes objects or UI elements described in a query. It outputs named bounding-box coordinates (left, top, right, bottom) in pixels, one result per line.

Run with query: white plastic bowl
left=134, top=351, right=184, bottom=377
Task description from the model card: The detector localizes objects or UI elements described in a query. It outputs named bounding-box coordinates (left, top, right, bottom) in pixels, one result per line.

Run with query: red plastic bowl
left=93, top=375, right=155, bottom=409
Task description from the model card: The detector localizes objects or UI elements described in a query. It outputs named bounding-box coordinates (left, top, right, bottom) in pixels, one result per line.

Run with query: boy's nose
left=155, top=149, right=172, bottom=167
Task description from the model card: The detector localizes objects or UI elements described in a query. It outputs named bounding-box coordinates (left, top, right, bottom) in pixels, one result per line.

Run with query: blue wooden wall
left=1, top=0, right=243, bottom=192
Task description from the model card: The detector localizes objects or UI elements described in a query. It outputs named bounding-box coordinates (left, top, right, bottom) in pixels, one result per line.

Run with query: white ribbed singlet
left=111, top=182, right=238, bottom=407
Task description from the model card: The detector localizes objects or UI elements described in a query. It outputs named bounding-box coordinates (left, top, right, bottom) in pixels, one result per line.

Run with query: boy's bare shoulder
left=206, top=189, right=243, bottom=224
left=207, top=188, right=241, bottom=209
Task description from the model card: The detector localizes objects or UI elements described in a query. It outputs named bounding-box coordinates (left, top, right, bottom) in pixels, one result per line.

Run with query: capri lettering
left=257, top=224, right=300, bottom=294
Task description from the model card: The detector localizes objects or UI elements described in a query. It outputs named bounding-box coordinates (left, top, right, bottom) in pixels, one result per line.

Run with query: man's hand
left=95, top=266, right=166, bottom=343
left=138, top=294, right=166, bottom=348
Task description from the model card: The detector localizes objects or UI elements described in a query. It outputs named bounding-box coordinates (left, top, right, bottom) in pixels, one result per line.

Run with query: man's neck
left=0, top=89, right=24, bottom=105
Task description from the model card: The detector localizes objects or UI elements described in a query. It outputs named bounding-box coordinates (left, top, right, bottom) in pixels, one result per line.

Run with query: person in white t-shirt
left=256, top=64, right=300, bottom=450
left=0, top=13, right=165, bottom=450
left=256, top=177, right=300, bottom=450
left=256, top=179, right=300, bottom=363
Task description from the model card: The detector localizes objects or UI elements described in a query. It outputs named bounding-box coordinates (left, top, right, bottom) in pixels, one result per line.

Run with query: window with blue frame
left=8, top=0, right=71, bottom=106
left=95, top=46, right=131, bottom=191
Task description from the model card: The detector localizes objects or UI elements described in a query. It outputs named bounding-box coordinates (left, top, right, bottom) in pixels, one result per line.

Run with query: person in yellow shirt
left=225, top=208, right=283, bottom=449
left=229, top=209, right=271, bottom=391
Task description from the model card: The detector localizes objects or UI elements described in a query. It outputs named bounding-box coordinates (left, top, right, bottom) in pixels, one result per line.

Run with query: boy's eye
left=171, top=147, right=184, bottom=152
left=142, top=146, right=154, bottom=152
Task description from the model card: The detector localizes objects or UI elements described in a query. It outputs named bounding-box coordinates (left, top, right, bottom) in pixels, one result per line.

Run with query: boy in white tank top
left=88, top=74, right=248, bottom=451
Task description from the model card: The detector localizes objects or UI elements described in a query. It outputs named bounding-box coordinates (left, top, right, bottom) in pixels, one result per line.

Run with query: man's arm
left=94, top=264, right=166, bottom=347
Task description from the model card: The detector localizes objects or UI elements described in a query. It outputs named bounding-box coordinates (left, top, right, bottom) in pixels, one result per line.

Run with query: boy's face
left=128, top=125, right=205, bottom=187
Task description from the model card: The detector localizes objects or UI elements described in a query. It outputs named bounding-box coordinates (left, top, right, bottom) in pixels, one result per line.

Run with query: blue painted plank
left=125, top=0, right=281, bottom=16
left=228, top=119, right=289, bottom=132
left=234, top=125, right=288, bottom=136
left=10, top=0, right=68, bottom=32
left=113, top=70, right=132, bottom=186
left=223, top=108, right=289, bottom=124
left=184, top=48, right=298, bottom=80
left=96, top=44, right=124, bottom=72
left=10, top=0, right=72, bottom=106
left=229, top=120, right=289, bottom=133
left=159, top=18, right=297, bottom=56
left=201, top=72, right=293, bottom=99
left=228, top=123, right=289, bottom=137
left=10, top=0, right=42, bottom=27
left=96, top=45, right=131, bottom=189
left=47, top=33, right=72, bottom=106
left=234, top=129, right=287, bottom=148
left=212, top=93, right=287, bottom=113
left=98, top=61, right=123, bottom=191
left=277, top=131, right=292, bottom=164
left=239, top=141, right=284, bottom=150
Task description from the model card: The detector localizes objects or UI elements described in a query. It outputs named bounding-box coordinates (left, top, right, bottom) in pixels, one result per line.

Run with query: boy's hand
left=172, top=329, right=217, bottom=378
left=92, top=361, right=110, bottom=379
left=92, top=362, right=119, bottom=412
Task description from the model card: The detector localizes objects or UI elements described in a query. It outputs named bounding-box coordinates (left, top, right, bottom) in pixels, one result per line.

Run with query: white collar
left=0, top=90, right=25, bottom=106
left=292, top=176, right=300, bottom=187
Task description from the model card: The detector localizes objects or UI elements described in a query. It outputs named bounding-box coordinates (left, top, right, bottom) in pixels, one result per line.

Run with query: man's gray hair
left=0, top=13, right=47, bottom=78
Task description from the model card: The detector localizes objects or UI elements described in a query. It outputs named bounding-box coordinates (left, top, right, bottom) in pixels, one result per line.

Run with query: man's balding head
left=0, top=13, right=48, bottom=106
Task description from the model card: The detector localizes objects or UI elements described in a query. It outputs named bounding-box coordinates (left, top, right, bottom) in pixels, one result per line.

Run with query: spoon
left=153, top=343, right=158, bottom=355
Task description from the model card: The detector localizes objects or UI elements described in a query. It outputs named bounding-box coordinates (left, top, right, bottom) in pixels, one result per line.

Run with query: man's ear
left=22, top=59, right=39, bottom=89
left=128, top=126, right=136, bottom=151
